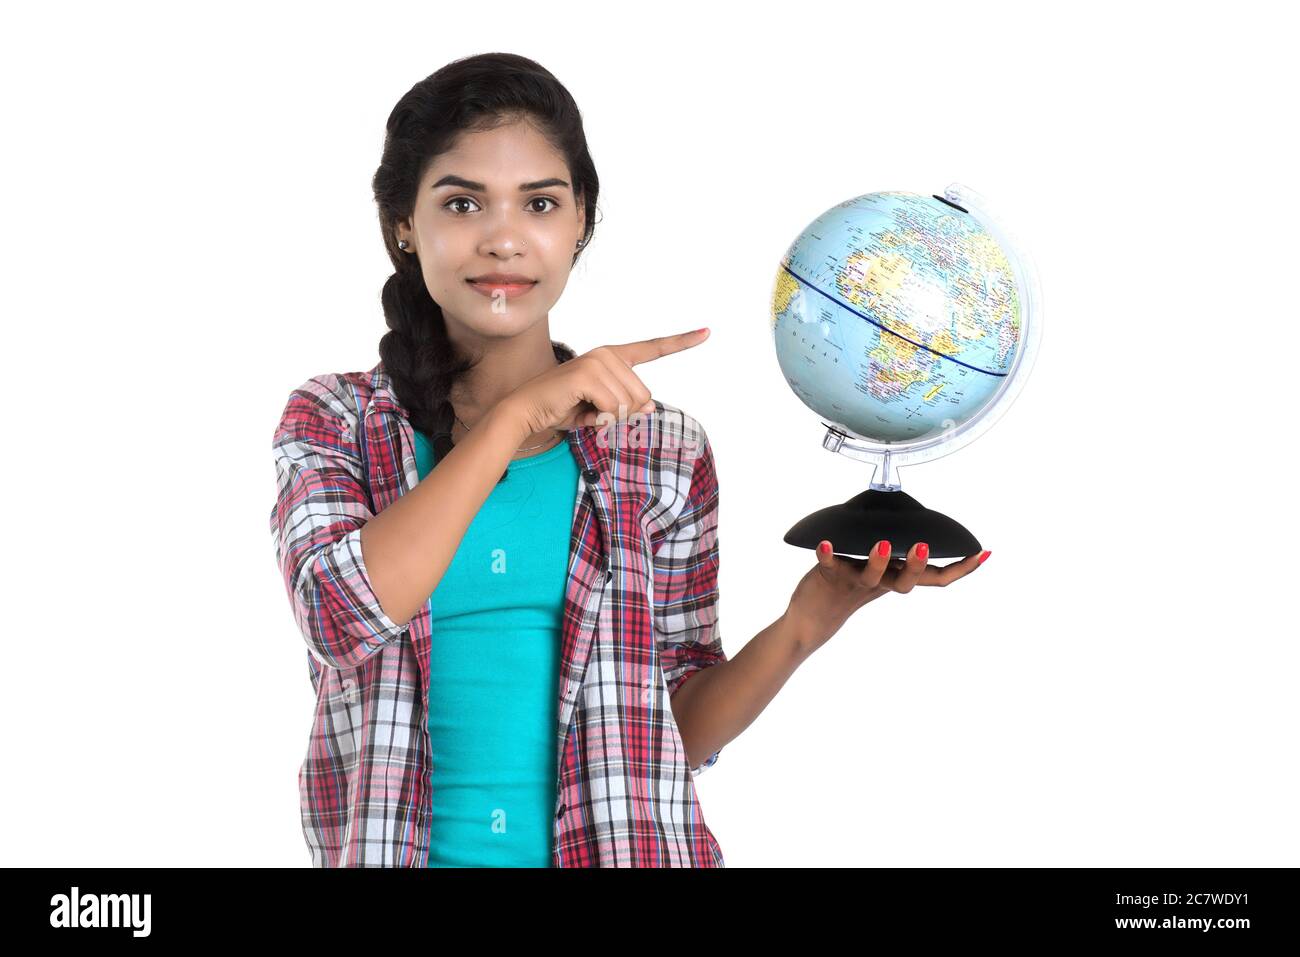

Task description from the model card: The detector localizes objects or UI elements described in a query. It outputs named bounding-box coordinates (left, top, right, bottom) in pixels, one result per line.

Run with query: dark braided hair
left=371, top=52, right=599, bottom=483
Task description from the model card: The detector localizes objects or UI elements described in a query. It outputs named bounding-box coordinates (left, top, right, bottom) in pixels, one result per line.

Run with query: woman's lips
left=467, top=279, right=537, bottom=299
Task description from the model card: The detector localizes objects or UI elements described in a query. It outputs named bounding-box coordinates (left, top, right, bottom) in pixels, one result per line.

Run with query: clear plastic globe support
left=771, top=183, right=1042, bottom=561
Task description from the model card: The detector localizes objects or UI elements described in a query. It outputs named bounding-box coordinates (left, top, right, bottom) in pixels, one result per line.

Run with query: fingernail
left=977, top=550, right=991, bottom=565
left=876, top=540, right=890, bottom=558
left=695, top=326, right=710, bottom=334
left=917, top=542, right=929, bottom=560
left=818, top=541, right=830, bottom=554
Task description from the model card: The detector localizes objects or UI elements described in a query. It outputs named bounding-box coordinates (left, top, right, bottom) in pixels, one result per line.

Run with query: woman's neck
left=445, top=327, right=562, bottom=432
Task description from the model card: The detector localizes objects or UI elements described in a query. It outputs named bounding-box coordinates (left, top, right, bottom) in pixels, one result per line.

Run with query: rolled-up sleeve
left=653, top=424, right=726, bottom=775
left=269, top=376, right=407, bottom=671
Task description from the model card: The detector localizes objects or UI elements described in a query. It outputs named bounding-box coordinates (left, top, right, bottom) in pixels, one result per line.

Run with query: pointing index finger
left=611, top=327, right=710, bottom=367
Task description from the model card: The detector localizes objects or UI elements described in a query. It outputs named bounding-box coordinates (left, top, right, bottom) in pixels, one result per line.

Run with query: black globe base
left=783, top=488, right=982, bottom=561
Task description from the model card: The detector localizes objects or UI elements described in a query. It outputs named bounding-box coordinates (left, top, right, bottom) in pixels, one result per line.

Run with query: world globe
left=772, top=184, right=1042, bottom=559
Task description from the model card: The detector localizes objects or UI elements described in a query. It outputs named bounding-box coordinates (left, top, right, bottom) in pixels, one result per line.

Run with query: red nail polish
left=977, top=550, right=991, bottom=565
left=916, top=542, right=929, bottom=560
left=877, top=540, right=890, bottom=558
left=818, top=541, right=829, bottom=554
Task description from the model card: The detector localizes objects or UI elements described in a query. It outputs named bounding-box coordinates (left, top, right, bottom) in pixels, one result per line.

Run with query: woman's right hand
left=504, top=328, right=711, bottom=435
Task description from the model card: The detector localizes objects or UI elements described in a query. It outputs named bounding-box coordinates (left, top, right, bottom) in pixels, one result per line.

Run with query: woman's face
left=396, top=117, right=585, bottom=346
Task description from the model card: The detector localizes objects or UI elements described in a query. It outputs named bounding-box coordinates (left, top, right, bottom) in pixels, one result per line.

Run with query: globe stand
left=782, top=425, right=982, bottom=561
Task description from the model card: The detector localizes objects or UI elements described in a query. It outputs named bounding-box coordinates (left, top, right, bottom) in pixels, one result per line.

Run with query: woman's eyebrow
left=431, top=174, right=571, bottom=192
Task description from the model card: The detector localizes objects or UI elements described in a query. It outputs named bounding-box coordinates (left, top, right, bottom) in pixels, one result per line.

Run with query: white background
left=4, top=0, right=1295, bottom=867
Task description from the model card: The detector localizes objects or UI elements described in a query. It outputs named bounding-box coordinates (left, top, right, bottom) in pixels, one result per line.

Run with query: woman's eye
left=444, top=197, right=480, bottom=215
left=529, top=197, right=559, bottom=213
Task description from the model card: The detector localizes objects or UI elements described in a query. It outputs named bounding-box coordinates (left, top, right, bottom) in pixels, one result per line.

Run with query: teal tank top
left=412, top=429, right=579, bottom=867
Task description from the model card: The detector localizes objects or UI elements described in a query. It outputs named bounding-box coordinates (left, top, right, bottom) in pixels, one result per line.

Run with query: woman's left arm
left=672, top=540, right=990, bottom=770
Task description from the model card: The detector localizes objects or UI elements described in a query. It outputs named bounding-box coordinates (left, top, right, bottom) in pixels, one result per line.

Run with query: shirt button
left=556, top=802, right=566, bottom=820
left=582, top=468, right=599, bottom=484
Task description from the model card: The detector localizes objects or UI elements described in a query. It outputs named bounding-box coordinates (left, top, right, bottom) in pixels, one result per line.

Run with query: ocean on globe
left=771, top=191, right=1023, bottom=445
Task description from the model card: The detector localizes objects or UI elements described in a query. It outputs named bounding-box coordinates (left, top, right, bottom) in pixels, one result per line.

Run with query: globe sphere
left=771, top=190, right=1023, bottom=446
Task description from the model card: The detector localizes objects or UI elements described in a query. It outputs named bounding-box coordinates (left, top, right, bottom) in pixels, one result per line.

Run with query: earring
left=576, top=239, right=586, bottom=248
left=398, top=240, right=409, bottom=250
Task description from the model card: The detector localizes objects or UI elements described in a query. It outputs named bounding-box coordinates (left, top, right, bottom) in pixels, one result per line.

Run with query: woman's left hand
left=785, top=539, right=990, bottom=657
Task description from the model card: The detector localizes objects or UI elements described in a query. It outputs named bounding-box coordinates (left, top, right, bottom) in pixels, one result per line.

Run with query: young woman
left=269, top=52, right=990, bottom=868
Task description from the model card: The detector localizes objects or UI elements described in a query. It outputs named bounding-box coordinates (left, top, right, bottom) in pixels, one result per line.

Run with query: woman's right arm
left=359, top=397, right=530, bottom=628
left=363, top=330, right=710, bottom=628
left=271, top=378, right=531, bottom=670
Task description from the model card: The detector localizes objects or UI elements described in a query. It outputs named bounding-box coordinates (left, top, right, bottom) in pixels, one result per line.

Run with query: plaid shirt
left=269, top=362, right=727, bottom=867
